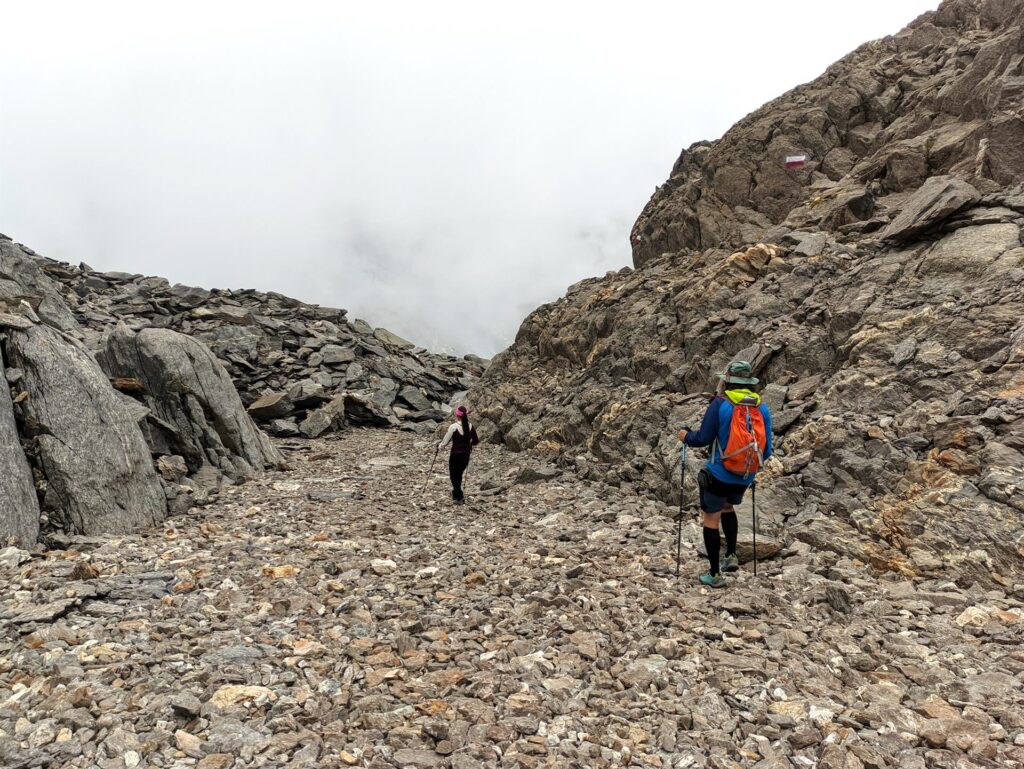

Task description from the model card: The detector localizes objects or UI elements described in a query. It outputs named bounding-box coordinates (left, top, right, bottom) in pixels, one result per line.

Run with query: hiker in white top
left=439, top=406, right=480, bottom=504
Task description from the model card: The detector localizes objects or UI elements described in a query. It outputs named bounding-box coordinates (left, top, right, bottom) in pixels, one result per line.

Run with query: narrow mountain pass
left=2, top=429, right=1022, bottom=768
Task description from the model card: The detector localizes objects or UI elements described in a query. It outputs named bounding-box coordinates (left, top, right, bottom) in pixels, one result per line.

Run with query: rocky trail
left=3, top=430, right=1023, bottom=769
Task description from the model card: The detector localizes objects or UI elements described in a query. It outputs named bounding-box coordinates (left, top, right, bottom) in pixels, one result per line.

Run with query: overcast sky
left=1, top=1, right=938, bottom=355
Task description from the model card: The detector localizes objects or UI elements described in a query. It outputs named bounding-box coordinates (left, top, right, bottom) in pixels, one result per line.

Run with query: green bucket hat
left=719, top=360, right=759, bottom=386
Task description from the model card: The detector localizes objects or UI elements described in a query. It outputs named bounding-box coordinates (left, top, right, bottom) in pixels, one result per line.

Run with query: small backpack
left=719, top=398, right=767, bottom=478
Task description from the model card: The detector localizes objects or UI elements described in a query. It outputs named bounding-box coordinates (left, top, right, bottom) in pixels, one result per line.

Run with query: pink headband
left=455, top=407, right=467, bottom=417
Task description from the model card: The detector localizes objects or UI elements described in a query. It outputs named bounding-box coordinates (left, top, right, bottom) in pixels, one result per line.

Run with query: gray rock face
left=0, top=237, right=77, bottom=332
left=0, top=351, right=40, bottom=546
left=99, top=325, right=283, bottom=481
left=476, top=218, right=1024, bottom=584
left=5, top=324, right=166, bottom=535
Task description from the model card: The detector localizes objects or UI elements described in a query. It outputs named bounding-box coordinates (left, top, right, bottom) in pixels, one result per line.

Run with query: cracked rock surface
left=99, top=325, right=284, bottom=482
left=4, top=323, right=167, bottom=536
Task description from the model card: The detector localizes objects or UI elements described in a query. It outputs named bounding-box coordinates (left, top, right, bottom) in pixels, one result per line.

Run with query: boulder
left=374, top=327, right=415, bottom=350
left=299, top=395, right=346, bottom=438
left=397, top=385, right=434, bottom=413
left=321, top=345, right=355, bottom=366
left=287, top=379, right=331, bottom=410
left=0, top=350, right=40, bottom=546
left=344, top=392, right=394, bottom=427
left=880, top=176, right=981, bottom=243
left=5, top=324, right=166, bottom=535
left=267, top=418, right=300, bottom=437
left=99, top=325, right=283, bottom=481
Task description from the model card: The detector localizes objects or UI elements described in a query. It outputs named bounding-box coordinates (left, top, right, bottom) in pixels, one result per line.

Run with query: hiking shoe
left=721, top=554, right=739, bottom=573
left=699, top=572, right=727, bottom=588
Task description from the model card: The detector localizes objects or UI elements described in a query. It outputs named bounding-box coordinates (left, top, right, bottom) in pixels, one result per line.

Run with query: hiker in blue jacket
left=678, top=361, right=774, bottom=588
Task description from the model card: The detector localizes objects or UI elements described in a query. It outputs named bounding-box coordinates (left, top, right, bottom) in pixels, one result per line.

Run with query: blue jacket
left=684, top=389, right=773, bottom=486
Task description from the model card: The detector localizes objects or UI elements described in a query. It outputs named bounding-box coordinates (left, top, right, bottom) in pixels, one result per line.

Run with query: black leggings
left=449, top=452, right=471, bottom=500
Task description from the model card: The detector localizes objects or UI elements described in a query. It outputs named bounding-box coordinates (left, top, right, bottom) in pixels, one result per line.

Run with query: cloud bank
left=0, top=1, right=938, bottom=354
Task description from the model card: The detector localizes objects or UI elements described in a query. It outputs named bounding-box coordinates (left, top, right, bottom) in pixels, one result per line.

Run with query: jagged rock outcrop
left=0, top=239, right=77, bottom=332
left=474, top=0, right=1024, bottom=587
left=4, top=323, right=167, bottom=535
left=631, top=0, right=1024, bottom=264
left=36, top=258, right=483, bottom=435
left=0, top=234, right=297, bottom=544
left=99, top=325, right=284, bottom=485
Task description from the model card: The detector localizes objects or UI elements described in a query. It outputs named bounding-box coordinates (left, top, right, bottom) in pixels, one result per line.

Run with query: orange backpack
left=719, top=400, right=767, bottom=478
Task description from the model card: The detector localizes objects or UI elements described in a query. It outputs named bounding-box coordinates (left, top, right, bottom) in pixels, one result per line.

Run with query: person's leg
left=721, top=504, right=739, bottom=557
left=722, top=485, right=748, bottom=570
left=702, top=511, right=722, bottom=576
left=448, top=454, right=460, bottom=500
left=452, top=454, right=468, bottom=501
left=698, top=470, right=725, bottom=579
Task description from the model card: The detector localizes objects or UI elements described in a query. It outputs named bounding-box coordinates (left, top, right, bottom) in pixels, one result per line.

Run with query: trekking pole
left=421, top=446, right=440, bottom=494
left=676, top=441, right=687, bottom=578
left=752, top=481, right=758, bottom=577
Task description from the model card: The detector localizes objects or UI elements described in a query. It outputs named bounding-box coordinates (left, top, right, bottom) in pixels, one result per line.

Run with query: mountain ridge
left=472, top=0, right=1024, bottom=587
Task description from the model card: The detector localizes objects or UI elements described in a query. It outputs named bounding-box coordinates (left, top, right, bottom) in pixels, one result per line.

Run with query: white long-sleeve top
left=439, top=421, right=478, bottom=451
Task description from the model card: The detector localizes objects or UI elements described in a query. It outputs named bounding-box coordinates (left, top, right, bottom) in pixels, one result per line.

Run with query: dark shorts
left=697, top=469, right=747, bottom=514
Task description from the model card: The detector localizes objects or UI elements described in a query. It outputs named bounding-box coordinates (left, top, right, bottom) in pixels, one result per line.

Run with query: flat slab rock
left=880, top=175, right=981, bottom=243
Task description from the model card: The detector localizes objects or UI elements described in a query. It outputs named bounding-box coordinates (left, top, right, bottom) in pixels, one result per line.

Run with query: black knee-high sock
left=703, top=527, right=721, bottom=575
left=721, top=511, right=738, bottom=556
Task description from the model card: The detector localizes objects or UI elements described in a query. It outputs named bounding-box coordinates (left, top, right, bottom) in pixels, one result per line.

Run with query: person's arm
left=439, top=424, right=457, bottom=449
left=470, top=426, right=480, bottom=446
left=682, top=398, right=720, bottom=448
left=761, top=404, right=774, bottom=460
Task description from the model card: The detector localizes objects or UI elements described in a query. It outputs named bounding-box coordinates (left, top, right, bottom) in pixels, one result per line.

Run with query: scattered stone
left=246, top=391, right=293, bottom=421
left=156, top=454, right=189, bottom=482
left=0, top=546, right=30, bottom=568
left=0, top=429, right=1019, bottom=768
left=825, top=585, right=854, bottom=614
left=371, top=558, right=398, bottom=575
left=170, top=692, right=203, bottom=717
left=208, top=685, right=277, bottom=709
